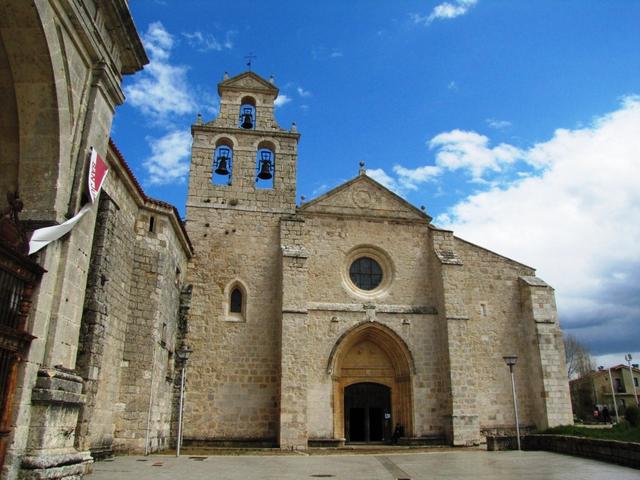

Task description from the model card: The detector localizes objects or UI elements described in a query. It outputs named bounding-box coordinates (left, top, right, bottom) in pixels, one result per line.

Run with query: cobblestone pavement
left=89, top=450, right=639, bottom=479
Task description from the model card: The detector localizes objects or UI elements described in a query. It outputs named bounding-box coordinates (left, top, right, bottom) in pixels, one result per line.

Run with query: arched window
left=256, top=141, right=275, bottom=189
left=239, top=96, right=256, bottom=129
left=230, top=288, right=242, bottom=313
left=225, top=281, right=247, bottom=322
left=212, top=139, right=233, bottom=185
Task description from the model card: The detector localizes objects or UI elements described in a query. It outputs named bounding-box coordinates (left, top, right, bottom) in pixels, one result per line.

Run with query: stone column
left=519, top=276, right=573, bottom=429
left=279, top=216, right=308, bottom=450
left=431, top=230, right=480, bottom=446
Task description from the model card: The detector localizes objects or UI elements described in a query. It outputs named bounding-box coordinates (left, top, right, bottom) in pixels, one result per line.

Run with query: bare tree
left=564, top=333, right=594, bottom=379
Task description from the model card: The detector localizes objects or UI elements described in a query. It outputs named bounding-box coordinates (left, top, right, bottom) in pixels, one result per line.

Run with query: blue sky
left=112, top=0, right=640, bottom=366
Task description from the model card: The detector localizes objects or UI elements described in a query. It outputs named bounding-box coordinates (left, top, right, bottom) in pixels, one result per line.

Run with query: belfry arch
left=328, top=322, right=414, bottom=441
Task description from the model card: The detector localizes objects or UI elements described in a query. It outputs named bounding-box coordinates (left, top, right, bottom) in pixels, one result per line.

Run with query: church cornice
left=297, top=210, right=429, bottom=225
left=191, top=124, right=300, bottom=140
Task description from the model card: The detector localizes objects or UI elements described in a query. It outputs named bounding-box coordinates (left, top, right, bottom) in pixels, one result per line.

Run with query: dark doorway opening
left=344, top=382, right=391, bottom=443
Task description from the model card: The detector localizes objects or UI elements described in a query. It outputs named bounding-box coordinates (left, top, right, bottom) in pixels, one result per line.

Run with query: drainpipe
left=144, top=343, right=157, bottom=455
left=625, top=354, right=639, bottom=406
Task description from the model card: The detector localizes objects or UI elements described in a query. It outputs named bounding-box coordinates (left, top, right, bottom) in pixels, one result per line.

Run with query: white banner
left=28, top=204, right=92, bottom=255
left=28, top=147, right=108, bottom=255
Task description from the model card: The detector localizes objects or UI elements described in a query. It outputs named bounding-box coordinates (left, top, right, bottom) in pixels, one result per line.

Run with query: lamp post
left=503, top=355, right=521, bottom=450
left=625, top=354, right=639, bottom=406
left=176, top=342, right=192, bottom=457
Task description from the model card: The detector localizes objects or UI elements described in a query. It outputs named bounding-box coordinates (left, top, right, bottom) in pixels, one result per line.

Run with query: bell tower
left=183, top=72, right=300, bottom=447
left=187, top=71, right=300, bottom=212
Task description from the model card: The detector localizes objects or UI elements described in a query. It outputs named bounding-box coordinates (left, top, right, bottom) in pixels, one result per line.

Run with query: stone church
left=181, top=71, right=573, bottom=450
left=0, top=2, right=571, bottom=478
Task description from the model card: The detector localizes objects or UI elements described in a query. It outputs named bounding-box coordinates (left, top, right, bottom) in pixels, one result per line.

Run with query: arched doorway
left=344, top=382, right=391, bottom=442
left=328, top=322, right=414, bottom=442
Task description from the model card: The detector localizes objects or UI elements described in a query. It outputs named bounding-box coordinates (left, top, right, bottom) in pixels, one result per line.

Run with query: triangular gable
left=218, top=71, right=278, bottom=96
left=300, top=174, right=431, bottom=222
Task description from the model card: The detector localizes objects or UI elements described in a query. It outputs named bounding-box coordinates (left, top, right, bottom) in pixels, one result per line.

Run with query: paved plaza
left=89, top=450, right=639, bottom=480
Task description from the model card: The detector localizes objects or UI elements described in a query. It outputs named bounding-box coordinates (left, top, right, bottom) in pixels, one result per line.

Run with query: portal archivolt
left=329, top=322, right=414, bottom=441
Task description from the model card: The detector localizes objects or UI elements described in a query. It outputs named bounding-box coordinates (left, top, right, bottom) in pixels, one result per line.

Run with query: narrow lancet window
left=230, top=288, right=243, bottom=313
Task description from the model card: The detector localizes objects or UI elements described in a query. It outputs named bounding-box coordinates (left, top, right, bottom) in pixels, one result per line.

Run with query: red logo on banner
left=88, top=148, right=109, bottom=203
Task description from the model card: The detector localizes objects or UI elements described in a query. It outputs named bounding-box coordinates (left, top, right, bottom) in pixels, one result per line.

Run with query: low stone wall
left=486, top=435, right=518, bottom=451
left=524, top=434, right=640, bottom=469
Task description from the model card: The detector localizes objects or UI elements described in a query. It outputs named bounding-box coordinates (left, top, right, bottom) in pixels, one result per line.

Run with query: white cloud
left=392, top=164, right=442, bottom=191
left=594, top=352, right=640, bottom=370
left=274, top=94, right=291, bottom=108
left=125, top=22, right=196, bottom=121
left=361, top=129, right=521, bottom=194
left=429, top=129, right=523, bottom=179
left=143, top=130, right=192, bottom=185
left=437, top=97, right=640, bottom=355
left=413, top=0, right=478, bottom=25
left=224, top=30, right=237, bottom=49
left=182, top=29, right=235, bottom=52
left=297, top=87, right=311, bottom=97
left=182, top=31, right=222, bottom=51
left=486, top=118, right=512, bottom=129
left=367, top=168, right=400, bottom=192
left=142, top=21, right=173, bottom=60
left=447, top=81, right=458, bottom=91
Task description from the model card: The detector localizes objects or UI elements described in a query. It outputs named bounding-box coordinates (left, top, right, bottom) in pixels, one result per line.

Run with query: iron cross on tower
left=245, top=52, right=256, bottom=70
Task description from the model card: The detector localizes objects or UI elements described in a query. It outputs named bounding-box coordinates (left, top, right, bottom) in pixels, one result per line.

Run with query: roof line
left=299, top=173, right=432, bottom=222
left=453, top=235, right=535, bottom=271
left=108, top=138, right=193, bottom=253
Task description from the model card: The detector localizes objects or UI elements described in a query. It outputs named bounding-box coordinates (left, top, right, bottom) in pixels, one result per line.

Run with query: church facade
left=182, top=71, right=573, bottom=449
left=0, top=2, right=573, bottom=472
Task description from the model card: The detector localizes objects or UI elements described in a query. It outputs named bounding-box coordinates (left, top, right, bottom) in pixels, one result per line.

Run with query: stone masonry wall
left=519, top=277, right=573, bottom=428
left=74, top=143, right=190, bottom=457
left=189, top=128, right=298, bottom=214
left=301, top=214, right=448, bottom=440
left=183, top=208, right=282, bottom=443
left=114, top=211, right=188, bottom=453
left=2, top=1, right=146, bottom=478
left=183, top=73, right=299, bottom=445
left=75, top=192, right=135, bottom=457
left=279, top=216, right=309, bottom=449
left=430, top=229, right=479, bottom=446
left=450, top=237, right=569, bottom=435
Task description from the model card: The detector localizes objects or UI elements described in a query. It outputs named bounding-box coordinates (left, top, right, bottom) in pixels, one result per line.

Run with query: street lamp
left=503, top=355, right=521, bottom=450
left=176, top=342, right=192, bottom=457
left=625, top=354, right=639, bottom=406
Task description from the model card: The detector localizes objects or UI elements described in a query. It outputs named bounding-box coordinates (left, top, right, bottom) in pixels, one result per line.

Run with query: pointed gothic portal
left=329, top=323, right=414, bottom=443
left=344, top=383, right=391, bottom=442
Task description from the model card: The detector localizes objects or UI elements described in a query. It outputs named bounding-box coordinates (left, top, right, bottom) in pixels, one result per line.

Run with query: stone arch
left=255, top=139, right=278, bottom=152
left=329, top=322, right=414, bottom=440
left=214, top=135, right=237, bottom=149
left=0, top=0, right=63, bottom=221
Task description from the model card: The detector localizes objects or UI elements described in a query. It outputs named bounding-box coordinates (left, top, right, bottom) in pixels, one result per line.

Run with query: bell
left=214, top=157, right=229, bottom=176
left=257, top=159, right=272, bottom=180
left=240, top=111, right=253, bottom=129
left=214, top=149, right=230, bottom=176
